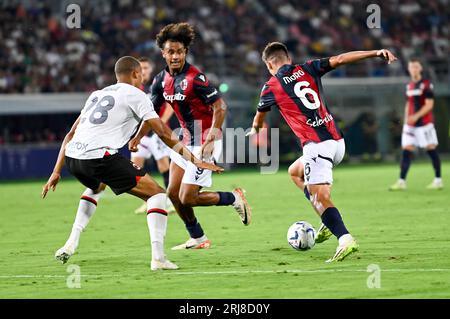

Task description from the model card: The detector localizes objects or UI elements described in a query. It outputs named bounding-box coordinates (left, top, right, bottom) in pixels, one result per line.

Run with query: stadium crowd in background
left=0, top=0, right=448, bottom=93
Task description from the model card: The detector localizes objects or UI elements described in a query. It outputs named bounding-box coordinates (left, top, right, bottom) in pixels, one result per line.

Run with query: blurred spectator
left=0, top=0, right=448, bottom=93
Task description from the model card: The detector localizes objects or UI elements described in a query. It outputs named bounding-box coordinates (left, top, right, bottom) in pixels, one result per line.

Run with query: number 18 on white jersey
left=66, top=83, right=159, bottom=159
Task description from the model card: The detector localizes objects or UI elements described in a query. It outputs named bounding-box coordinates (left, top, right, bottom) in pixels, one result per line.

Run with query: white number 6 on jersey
left=294, top=81, right=320, bottom=110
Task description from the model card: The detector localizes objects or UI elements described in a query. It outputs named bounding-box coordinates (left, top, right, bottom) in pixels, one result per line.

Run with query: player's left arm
left=42, top=115, right=81, bottom=198
left=200, top=98, right=227, bottom=160
left=407, top=98, right=434, bottom=126
left=329, top=49, right=397, bottom=68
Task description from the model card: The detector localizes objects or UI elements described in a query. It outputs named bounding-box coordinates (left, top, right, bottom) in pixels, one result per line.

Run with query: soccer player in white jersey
left=389, top=58, right=443, bottom=190
left=131, top=57, right=176, bottom=214
left=42, top=56, right=222, bottom=270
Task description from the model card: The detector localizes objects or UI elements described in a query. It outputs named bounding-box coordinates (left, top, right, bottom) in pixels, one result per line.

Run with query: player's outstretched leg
left=55, top=185, right=105, bottom=264
left=309, top=184, right=358, bottom=262
left=425, top=146, right=443, bottom=190
left=288, top=158, right=332, bottom=243
left=390, top=148, right=414, bottom=191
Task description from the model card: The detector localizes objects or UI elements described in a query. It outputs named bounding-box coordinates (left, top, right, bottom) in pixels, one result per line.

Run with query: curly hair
left=156, top=22, right=195, bottom=50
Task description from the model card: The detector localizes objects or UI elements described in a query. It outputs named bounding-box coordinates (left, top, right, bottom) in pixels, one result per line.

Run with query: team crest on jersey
left=180, top=79, right=188, bottom=91
left=161, top=81, right=165, bottom=88
left=198, top=74, right=206, bottom=82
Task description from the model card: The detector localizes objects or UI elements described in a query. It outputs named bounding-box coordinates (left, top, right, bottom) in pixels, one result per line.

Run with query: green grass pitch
left=1, top=162, right=449, bottom=298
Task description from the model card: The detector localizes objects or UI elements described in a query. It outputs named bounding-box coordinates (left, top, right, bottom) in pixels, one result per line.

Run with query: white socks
left=146, top=193, right=168, bottom=262
left=66, top=188, right=103, bottom=250
left=338, top=233, right=354, bottom=246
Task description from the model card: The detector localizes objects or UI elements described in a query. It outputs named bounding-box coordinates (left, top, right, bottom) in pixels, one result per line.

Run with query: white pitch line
left=1, top=268, right=450, bottom=279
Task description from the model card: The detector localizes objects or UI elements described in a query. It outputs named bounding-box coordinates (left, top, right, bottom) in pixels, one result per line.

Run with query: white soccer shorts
left=401, top=123, right=438, bottom=148
left=300, top=139, right=345, bottom=185
left=131, top=134, right=170, bottom=161
left=170, top=139, right=223, bottom=188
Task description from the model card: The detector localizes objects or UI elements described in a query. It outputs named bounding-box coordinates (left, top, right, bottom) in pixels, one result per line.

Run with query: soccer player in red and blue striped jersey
left=389, top=58, right=443, bottom=190
left=151, top=23, right=252, bottom=250
left=248, top=42, right=397, bottom=262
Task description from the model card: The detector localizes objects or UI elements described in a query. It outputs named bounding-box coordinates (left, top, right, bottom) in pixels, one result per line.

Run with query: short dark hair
left=409, top=57, right=422, bottom=64
left=137, top=56, right=154, bottom=67
left=156, top=22, right=195, bottom=50
left=262, top=42, right=289, bottom=62
left=114, top=56, right=141, bottom=75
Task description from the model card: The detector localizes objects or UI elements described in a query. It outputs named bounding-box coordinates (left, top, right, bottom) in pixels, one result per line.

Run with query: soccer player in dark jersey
left=389, top=58, right=443, bottom=190
left=131, top=57, right=176, bottom=214
left=248, top=42, right=397, bottom=262
left=151, top=22, right=252, bottom=250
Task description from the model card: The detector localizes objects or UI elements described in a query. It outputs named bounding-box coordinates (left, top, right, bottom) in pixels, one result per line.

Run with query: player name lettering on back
left=306, top=113, right=334, bottom=127
left=163, top=92, right=186, bottom=102
left=283, top=69, right=305, bottom=84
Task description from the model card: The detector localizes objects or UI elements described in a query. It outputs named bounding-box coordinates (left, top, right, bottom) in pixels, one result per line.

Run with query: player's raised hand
left=196, top=160, right=224, bottom=173
left=245, top=127, right=259, bottom=137
left=377, top=49, right=397, bottom=64
left=42, top=172, right=61, bottom=198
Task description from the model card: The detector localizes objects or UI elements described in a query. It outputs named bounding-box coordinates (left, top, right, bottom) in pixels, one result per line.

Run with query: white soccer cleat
left=232, top=188, right=252, bottom=226
left=54, top=243, right=76, bottom=264
left=151, top=259, right=179, bottom=271
left=426, top=179, right=443, bottom=190
left=326, top=235, right=359, bottom=263
left=171, top=236, right=211, bottom=250
left=389, top=179, right=406, bottom=191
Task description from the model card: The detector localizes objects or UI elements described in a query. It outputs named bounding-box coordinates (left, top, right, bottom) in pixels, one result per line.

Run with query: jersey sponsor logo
left=306, top=113, right=334, bottom=128
left=67, top=142, right=88, bottom=151
left=406, top=89, right=423, bottom=96
left=206, top=89, right=218, bottom=99
left=163, top=92, right=186, bottom=102
left=283, top=69, right=305, bottom=84
left=180, top=79, right=188, bottom=91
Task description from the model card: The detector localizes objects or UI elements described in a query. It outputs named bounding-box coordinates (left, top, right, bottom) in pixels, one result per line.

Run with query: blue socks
left=216, top=192, right=236, bottom=206
left=321, top=207, right=349, bottom=239
left=185, top=218, right=204, bottom=239
left=427, top=150, right=441, bottom=178
left=400, top=150, right=413, bottom=179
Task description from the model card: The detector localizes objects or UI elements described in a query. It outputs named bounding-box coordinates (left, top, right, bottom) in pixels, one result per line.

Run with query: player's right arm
left=128, top=90, right=223, bottom=173
left=129, top=118, right=223, bottom=173
left=247, top=83, right=273, bottom=136
left=42, top=115, right=81, bottom=198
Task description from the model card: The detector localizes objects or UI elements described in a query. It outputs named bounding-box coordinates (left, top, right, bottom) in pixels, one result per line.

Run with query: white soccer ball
left=287, top=221, right=316, bottom=251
